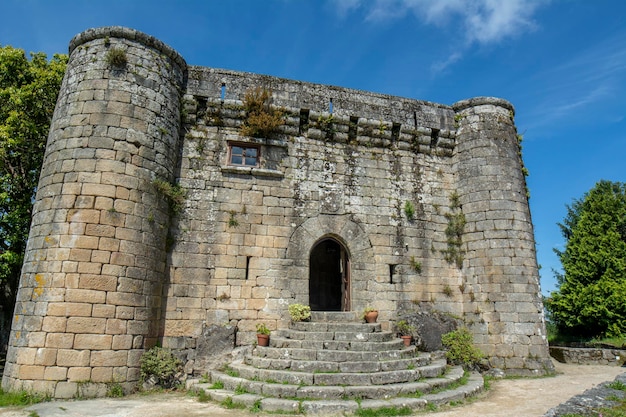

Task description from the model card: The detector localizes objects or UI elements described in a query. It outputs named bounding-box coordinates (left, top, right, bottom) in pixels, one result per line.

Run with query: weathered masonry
left=2, top=27, right=553, bottom=397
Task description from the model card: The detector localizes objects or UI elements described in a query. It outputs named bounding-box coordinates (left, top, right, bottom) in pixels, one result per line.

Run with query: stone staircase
left=190, top=312, right=484, bottom=414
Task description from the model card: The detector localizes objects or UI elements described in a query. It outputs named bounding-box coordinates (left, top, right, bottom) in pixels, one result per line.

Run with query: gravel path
left=0, top=361, right=623, bottom=417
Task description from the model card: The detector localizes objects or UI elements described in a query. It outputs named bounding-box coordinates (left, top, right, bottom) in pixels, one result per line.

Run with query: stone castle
left=2, top=27, right=553, bottom=397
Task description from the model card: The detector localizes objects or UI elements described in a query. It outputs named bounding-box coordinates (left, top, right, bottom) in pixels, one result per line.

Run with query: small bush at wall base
left=106, top=382, right=124, bottom=398
left=0, top=388, right=49, bottom=406
left=441, top=327, right=484, bottom=369
left=139, top=346, right=183, bottom=389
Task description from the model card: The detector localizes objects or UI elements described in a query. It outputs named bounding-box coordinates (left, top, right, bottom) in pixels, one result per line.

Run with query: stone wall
left=2, top=26, right=553, bottom=398
left=550, top=346, right=626, bottom=366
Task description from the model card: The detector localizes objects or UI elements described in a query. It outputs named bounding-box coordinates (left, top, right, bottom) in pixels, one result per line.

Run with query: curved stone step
left=289, top=321, right=381, bottom=333
left=213, top=358, right=447, bottom=388
left=254, top=345, right=419, bottom=361
left=270, top=335, right=405, bottom=351
left=196, top=367, right=483, bottom=409
left=278, top=329, right=395, bottom=343
left=310, top=311, right=357, bottom=322
left=245, top=353, right=432, bottom=372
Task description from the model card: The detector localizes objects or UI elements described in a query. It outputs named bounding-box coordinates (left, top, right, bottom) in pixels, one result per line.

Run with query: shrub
left=240, top=87, right=284, bottom=138
left=288, top=303, right=311, bottom=322
left=105, top=47, right=127, bottom=68
left=139, top=346, right=183, bottom=388
left=441, top=327, right=484, bottom=369
left=152, top=179, right=185, bottom=215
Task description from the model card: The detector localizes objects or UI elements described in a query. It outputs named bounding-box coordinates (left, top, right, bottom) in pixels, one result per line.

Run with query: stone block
left=66, top=317, right=106, bottom=334
left=65, top=289, right=106, bottom=304
left=79, top=274, right=117, bottom=291
left=105, top=318, right=127, bottom=334
left=35, top=348, right=58, bottom=366
left=18, top=365, right=45, bottom=380
left=42, top=316, right=67, bottom=333
left=54, top=381, right=78, bottom=399
left=44, top=366, right=67, bottom=381
left=73, top=334, right=112, bottom=350
left=90, top=367, right=113, bottom=383
left=112, top=335, right=133, bottom=350
left=57, top=349, right=91, bottom=367
left=91, top=350, right=128, bottom=367
left=107, top=292, right=144, bottom=307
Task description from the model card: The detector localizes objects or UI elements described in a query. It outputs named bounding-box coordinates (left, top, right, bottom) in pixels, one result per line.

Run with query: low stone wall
left=550, top=346, right=626, bottom=366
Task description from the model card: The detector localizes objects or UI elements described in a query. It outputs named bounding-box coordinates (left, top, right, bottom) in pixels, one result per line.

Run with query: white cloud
left=331, top=0, right=546, bottom=73
left=332, top=0, right=544, bottom=45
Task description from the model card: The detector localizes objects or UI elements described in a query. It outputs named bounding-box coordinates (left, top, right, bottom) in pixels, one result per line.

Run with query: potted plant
left=256, top=323, right=270, bottom=347
left=396, top=320, right=415, bottom=346
left=288, top=303, right=311, bottom=322
left=362, top=307, right=378, bottom=323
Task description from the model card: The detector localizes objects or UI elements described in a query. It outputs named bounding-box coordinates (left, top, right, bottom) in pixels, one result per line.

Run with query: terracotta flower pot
left=400, top=335, right=412, bottom=347
left=257, top=333, right=269, bottom=347
left=364, top=311, right=378, bottom=323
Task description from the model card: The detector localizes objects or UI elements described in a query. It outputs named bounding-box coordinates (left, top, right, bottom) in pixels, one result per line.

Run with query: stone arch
left=286, top=215, right=375, bottom=311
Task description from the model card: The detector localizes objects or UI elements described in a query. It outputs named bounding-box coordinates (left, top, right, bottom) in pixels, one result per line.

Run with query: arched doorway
left=309, top=238, right=350, bottom=311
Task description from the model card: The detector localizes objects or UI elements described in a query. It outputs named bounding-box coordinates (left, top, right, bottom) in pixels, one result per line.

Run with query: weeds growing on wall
left=105, top=47, right=127, bottom=68
left=0, top=388, right=49, bottom=406
left=441, top=191, right=466, bottom=268
left=240, top=87, right=284, bottom=138
left=152, top=179, right=185, bottom=215
left=404, top=201, right=415, bottom=220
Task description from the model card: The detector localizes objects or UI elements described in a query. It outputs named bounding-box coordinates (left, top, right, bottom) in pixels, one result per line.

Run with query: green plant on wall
left=152, top=179, right=185, bottom=215
left=105, top=47, right=127, bottom=68
left=441, top=191, right=466, bottom=268
left=404, top=201, right=415, bottom=220
left=409, top=256, right=422, bottom=273
left=240, top=87, right=284, bottom=138
left=227, top=210, right=239, bottom=228
left=316, top=113, right=335, bottom=138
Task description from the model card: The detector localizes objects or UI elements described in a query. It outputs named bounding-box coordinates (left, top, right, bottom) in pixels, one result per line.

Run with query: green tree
left=546, top=180, right=626, bottom=338
left=0, top=46, right=67, bottom=341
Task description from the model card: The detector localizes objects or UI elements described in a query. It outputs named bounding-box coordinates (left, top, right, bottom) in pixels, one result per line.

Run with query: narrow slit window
left=220, top=83, right=226, bottom=101
left=229, top=143, right=259, bottom=167
left=430, top=128, right=440, bottom=148
left=329, top=98, right=334, bottom=113
left=245, top=256, right=251, bottom=280
left=389, top=264, right=396, bottom=284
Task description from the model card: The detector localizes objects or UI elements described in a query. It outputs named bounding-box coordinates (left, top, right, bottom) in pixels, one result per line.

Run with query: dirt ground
left=0, top=361, right=623, bottom=417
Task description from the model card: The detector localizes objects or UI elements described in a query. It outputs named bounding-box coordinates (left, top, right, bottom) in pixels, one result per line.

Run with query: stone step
left=270, top=335, right=405, bottom=351
left=253, top=345, right=419, bottom=362
left=194, top=367, right=483, bottom=409
left=277, top=329, right=395, bottom=343
left=212, top=358, right=447, bottom=388
left=289, top=321, right=381, bottom=333
left=310, top=311, right=358, bottom=322
left=245, top=353, right=431, bottom=373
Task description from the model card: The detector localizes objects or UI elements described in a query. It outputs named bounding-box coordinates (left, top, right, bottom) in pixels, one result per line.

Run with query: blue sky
left=2, top=0, right=625, bottom=295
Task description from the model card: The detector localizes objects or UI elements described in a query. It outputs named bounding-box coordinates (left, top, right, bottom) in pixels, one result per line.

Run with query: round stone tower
left=453, top=97, right=553, bottom=375
left=2, top=27, right=187, bottom=397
